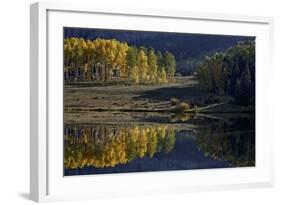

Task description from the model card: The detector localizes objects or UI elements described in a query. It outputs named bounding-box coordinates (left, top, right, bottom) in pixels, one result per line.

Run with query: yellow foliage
left=64, top=37, right=173, bottom=83
left=64, top=125, right=176, bottom=169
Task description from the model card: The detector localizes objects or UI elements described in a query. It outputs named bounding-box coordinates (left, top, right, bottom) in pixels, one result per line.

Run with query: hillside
left=64, top=27, right=255, bottom=74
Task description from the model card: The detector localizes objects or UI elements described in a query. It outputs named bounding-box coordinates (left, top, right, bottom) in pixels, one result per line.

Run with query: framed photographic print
left=30, top=2, right=274, bottom=202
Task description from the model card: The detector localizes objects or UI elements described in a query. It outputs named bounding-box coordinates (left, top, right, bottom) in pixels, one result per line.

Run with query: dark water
left=64, top=113, right=255, bottom=176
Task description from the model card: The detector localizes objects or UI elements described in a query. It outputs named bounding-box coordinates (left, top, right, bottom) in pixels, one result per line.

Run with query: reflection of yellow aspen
left=137, top=128, right=148, bottom=158
left=129, top=127, right=139, bottom=142
left=147, top=128, right=158, bottom=158
left=64, top=124, right=176, bottom=169
left=158, top=126, right=167, bottom=139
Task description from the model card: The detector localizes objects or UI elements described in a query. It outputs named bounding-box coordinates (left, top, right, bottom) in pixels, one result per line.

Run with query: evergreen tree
left=147, top=50, right=158, bottom=83
left=234, top=78, right=241, bottom=103
left=163, top=51, right=176, bottom=77
left=196, top=40, right=255, bottom=106
left=239, top=66, right=252, bottom=105
left=126, top=46, right=138, bottom=78
left=156, top=51, right=163, bottom=68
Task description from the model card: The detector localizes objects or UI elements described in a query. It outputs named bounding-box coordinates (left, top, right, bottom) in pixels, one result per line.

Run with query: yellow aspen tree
left=147, top=50, right=158, bottom=83
left=137, top=49, right=149, bottom=82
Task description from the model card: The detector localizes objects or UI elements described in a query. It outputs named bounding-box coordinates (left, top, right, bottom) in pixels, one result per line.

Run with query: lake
left=64, top=112, right=255, bottom=176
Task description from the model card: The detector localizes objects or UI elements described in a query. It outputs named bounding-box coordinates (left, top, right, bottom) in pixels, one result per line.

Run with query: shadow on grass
left=134, top=84, right=208, bottom=102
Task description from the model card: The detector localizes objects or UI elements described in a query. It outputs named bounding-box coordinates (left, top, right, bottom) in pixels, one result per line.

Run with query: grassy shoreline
left=64, top=76, right=254, bottom=118
left=64, top=103, right=254, bottom=114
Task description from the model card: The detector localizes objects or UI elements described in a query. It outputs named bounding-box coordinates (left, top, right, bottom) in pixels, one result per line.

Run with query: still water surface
left=64, top=113, right=255, bottom=176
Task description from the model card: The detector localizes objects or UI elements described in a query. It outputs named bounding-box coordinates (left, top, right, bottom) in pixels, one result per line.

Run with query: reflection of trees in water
left=195, top=118, right=255, bottom=167
left=64, top=125, right=176, bottom=169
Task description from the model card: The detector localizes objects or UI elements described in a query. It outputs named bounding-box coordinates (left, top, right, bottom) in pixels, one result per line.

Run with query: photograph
left=63, top=27, right=255, bottom=176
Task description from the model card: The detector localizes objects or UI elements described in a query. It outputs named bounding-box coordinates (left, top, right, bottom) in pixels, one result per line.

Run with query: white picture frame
left=30, top=1, right=274, bottom=202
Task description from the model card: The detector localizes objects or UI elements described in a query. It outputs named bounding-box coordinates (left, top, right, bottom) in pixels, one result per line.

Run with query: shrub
left=170, top=97, right=180, bottom=105
left=177, top=102, right=190, bottom=113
